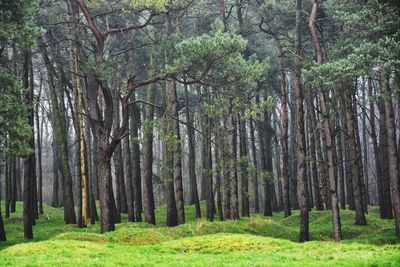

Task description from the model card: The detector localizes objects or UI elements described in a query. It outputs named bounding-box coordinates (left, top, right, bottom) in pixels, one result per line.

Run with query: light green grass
left=0, top=202, right=399, bottom=266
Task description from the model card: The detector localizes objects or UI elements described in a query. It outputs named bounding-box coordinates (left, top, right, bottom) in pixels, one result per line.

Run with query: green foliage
left=0, top=0, right=40, bottom=48
left=164, top=22, right=269, bottom=88
left=306, top=0, right=400, bottom=88
left=0, top=75, right=32, bottom=157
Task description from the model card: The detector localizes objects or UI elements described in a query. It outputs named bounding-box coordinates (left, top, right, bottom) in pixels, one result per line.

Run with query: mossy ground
left=0, top=202, right=399, bottom=266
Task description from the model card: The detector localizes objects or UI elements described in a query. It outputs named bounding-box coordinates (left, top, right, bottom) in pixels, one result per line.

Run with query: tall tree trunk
left=239, top=113, right=250, bottom=217
left=22, top=50, right=34, bottom=239
left=380, top=66, right=400, bottom=237
left=294, top=0, right=309, bottom=242
left=361, top=83, right=369, bottom=206
left=343, top=82, right=367, bottom=225
left=308, top=0, right=341, bottom=241
left=229, top=112, right=239, bottom=220
left=40, top=44, right=76, bottom=224
left=184, top=84, right=201, bottom=218
left=342, top=106, right=355, bottom=210
left=123, top=121, right=135, bottom=222
left=308, top=97, right=324, bottom=210
left=35, top=78, right=43, bottom=215
left=163, top=80, right=178, bottom=227
left=336, top=114, right=346, bottom=210
left=370, top=78, right=393, bottom=218
left=271, top=23, right=291, bottom=217
left=263, top=111, right=273, bottom=217
left=142, top=65, right=156, bottom=225
left=249, top=117, right=260, bottom=213
left=172, top=82, right=185, bottom=225
left=130, top=94, right=142, bottom=222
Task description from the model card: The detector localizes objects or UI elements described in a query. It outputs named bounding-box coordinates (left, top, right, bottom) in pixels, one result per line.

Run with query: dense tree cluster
left=1, top=0, right=400, bottom=243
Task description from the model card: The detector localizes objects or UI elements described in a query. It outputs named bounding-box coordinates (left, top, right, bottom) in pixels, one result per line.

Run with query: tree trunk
left=249, top=117, right=260, bottom=213
left=271, top=23, right=291, bottom=217
left=294, top=0, right=309, bottom=242
left=308, top=0, right=341, bottom=241
left=184, top=84, right=201, bottom=218
left=380, top=66, right=400, bottom=237
left=343, top=83, right=367, bottom=225
left=172, top=82, right=185, bottom=225
left=369, top=78, right=393, bottom=218
left=142, top=66, right=156, bottom=225
left=263, top=111, right=273, bottom=217
left=307, top=97, right=324, bottom=210
left=130, top=94, right=142, bottom=222
left=239, top=113, right=250, bottom=217
left=163, top=80, right=178, bottom=227
left=40, top=44, right=76, bottom=224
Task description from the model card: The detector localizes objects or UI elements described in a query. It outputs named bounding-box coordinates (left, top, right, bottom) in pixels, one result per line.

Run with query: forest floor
left=0, top=202, right=399, bottom=266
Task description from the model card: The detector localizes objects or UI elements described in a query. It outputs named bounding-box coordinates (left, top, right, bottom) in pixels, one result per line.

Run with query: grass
left=0, top=202, right=399, bottom=266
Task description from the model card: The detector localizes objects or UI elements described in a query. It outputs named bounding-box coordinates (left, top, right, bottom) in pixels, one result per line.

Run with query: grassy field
left=0, top=202, right=399, bottom=266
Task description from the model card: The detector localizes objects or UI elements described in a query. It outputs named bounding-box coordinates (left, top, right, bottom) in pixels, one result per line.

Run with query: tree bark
left=343, top=82, right=367, bottom=225
left=380, top=65, right=400, bottom=237
left=308, top=0, right=341, bottom=241
left=184, top=84, right=201, bottom=218
left=130, top=94, right=142, bottom=222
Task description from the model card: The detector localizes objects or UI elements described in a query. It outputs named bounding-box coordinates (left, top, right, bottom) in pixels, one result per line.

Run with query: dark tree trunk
left=239, top=114, right=250, bottom=217
left=378, top=98, right=393, bottom=219
left=164, top=80, right=178, bottom=227
left=249, top=117, right=260, bottom=213
left=343, top=83, right=367, bottom=225
left=294, top=0, right=309, bottom=242
left=308, top=97, right=324, bottom=210
left=184, top=84, right=201, bottom=218
left=308, top=0, right=341, bottom=241
left=23, top=50, right=35, bottom=239
left=130, top=94, right=142, bottom=222
left=142, top=71, right=156, bottom=225
left=370, top=78, right=393, bottom=219
left=229, top=112, right=239, bottom=220
left=172, top=82, right=185, bottom=225
left=342, top=107, right=355, bottom=210
left=263, top=111, right=273, bottom=217
left=380, top=66, right=400, bottom=237
left=123, top=132, right=135, bottom=222
left=336, top=115, right=346, bottom=210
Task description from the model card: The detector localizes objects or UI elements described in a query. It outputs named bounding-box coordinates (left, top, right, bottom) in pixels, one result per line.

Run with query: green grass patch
left=0, top=202, right=399, bottom=266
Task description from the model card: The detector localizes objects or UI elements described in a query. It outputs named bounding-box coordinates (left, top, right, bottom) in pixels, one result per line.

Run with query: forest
left=0, top=0, right=400, bottom=266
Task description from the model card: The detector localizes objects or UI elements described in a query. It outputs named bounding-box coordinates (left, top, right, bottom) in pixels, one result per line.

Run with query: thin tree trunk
left=184, top=84, right=201, bottom=218
left=22, top=50, right=34, bottom=239
left=249, top=117, right=260, bottom=213
left=130, top=94, right=142, bottom=222
left=172, top=82, right=185, bottom=225
left=239, top=113, right=250, bottom=217
left=343, top=82, right=367, bottom=225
